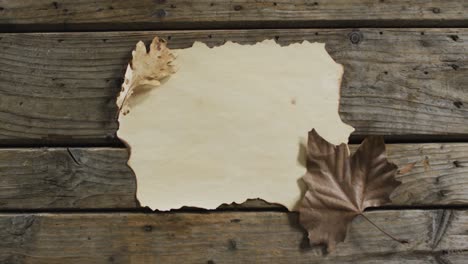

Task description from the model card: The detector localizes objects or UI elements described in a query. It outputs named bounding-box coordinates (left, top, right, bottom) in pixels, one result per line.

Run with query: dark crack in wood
left=431, top=210, right=454, bottom=250
left=67, top=148, right=80, bottom=165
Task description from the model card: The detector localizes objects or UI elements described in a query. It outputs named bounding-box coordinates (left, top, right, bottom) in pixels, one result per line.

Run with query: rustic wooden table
left=0, top=1, right=467, bottom=263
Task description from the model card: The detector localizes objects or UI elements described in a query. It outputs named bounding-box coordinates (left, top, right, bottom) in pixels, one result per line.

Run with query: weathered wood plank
left=0, top=210, right=466, bottom=263
left=0, top=29, right=466, bottom=145
left=0, top=148, right=137, bottom=209
left=0, top=0, right=467, bottom=32
left=375, top=143, right=468, bottom=206
left=1, top=143, right=467, bottom=209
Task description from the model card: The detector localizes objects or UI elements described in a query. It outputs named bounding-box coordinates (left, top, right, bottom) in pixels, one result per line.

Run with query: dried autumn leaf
left=299, top=129, right=401, bottom=251
left=116, top=37, right=176, bottom=115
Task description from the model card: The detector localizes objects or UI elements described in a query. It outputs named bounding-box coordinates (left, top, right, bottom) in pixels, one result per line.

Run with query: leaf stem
left=359, top=213, right=408, bottom=244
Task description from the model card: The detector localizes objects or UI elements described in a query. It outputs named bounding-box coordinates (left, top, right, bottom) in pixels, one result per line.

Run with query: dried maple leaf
left=116, top=37, right=176, bottom=116
left=299, top=129, right=402, bottom=251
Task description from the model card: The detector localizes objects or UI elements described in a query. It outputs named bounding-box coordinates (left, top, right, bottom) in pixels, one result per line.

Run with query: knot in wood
left=153, top=9, right=167, bottom=18
left=349, top=32, right=362, bottom=44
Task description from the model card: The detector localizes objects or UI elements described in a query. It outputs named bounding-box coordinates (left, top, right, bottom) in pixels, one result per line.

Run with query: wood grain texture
left=0, top=148, right=137, bottom=209
left=0, top=210, right=467, bottom=263
left=0, top=29, right=466, bottom=145
left=0, top=0, right=467, bottom=31
left=385, top=143, right=468, bottom=205
left=1, top=143, right=467, bottom=209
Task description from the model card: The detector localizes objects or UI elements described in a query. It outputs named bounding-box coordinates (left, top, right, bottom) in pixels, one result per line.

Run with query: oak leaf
left=116, top=37, right=176, bottom=116
left=299, top=129, right=400, bottom=251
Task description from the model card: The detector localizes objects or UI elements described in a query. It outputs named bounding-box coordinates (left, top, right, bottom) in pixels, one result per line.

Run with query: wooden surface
left=1, top=0, right=467, bottom=31
left=1, top=28, right=467, bottom=146
left=1, top=0, right=468, bottom=263
left=0, top=148, right=136, bottom=209
left=0, top=210, right=467, bottom=263
left=1, top=143, right=467, bottom=209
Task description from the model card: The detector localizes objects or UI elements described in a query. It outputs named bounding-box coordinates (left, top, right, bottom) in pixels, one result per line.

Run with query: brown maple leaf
left=299, top=129, right=403, bottom=251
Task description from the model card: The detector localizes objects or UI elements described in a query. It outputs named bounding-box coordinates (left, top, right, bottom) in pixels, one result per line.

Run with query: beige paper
left=117, top=40, right=354, bottom=211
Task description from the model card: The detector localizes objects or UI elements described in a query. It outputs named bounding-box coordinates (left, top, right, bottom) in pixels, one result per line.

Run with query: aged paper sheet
left=117, top=39, right=354, bottom=210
